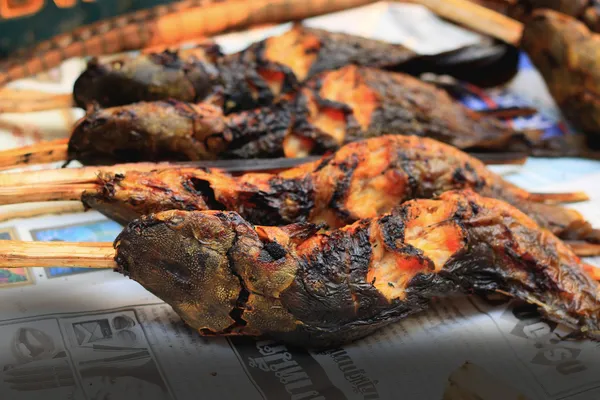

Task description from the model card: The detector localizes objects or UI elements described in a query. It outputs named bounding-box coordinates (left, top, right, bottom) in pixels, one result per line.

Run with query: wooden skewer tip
left=0, top=139, right=69, bottom=171
left=528, top=191, right=590, bottom=204
left=0, top=240, right=116, bottom=269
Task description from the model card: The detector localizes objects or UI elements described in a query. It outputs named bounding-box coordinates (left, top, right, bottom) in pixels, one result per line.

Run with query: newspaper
left=1, top=2, right=600, bottom=399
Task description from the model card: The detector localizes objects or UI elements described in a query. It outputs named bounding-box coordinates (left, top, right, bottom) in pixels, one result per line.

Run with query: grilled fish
left=74, top=135, right=600, bottom=247
left=72, top=23, right=519, bottom=113
left=73, top=24, right=417, bottom=113
left=113, top=189, right=600, bottom=347
left=66, top=65, right=527, bottom=167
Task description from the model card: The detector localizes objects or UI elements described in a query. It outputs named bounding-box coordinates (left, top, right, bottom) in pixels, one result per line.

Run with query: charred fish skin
left=67, top=100, right=229, bottom=165
left=214, top=51, right=297, bottom=115
left=113, top=190, right=600, bottom=348
left=217, top=101, right=295, bottom=159
left=258, top=25, right=417, bottom=82
left=69, top=23, right=522, bottom=113
left=84, top=135, right=596, bottom=247
left=81, top=164, right=317, bottom=228
left=67, top=64, right=528, bottom=166
left=72, top=24, right=415, bottom=111
left=292, top=65, right=528, bottom=153
left=73, top=44, right=222, bottom=109
left=521, top=9, right=600, bottom=146
left=67, top=100, right=294, bottom=166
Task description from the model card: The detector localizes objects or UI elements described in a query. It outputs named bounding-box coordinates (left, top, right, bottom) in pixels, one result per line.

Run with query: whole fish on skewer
left=2, top=189, right=600, bottom=348
left=1, top=136, right=597, bottom=258
left=0, top=16, right=520, bottom=114
left=72, top=23, right=417, bottom=113
left=0, top=65, right=534, bottom=171
left=71, top=22, right=519, bottom=113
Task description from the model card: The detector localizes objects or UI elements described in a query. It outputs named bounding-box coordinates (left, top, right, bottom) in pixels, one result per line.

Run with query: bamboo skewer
left=0, top=240, right=116, bottom=269
left=0, top=156, right=336, bottom=187
left=0, top=158, right=324, bottom=187
left=568, top=243, right=600, bottom=258
left=0, top=184, right=96, bottom=205
left=0, top=139, right=69, bottom=171
left=527, top=192, right=590, bottom=204
left=0, top=163, right=181, bottom=187
left=0, top=202, right=85, bottom=222
left=0, top=92, right=74, bottom=114
left=404, top=0, right=523, bottom=46
left=0, top=240, right=597, bottom=284
left=470, top=152, right=528, bottom=166
left=0, top=165, right=590, bottom=206
left=573, top=245, right=600, bottom=258
left=0, top=139, right=532, bottom=173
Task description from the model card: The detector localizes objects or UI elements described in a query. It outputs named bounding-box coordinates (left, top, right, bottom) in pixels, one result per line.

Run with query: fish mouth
left=113, top=210, right=245, bottom=332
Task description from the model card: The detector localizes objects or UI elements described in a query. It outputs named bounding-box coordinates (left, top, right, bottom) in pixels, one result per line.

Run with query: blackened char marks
left=215, top=43, right=300, bottom=115
left=305, top=27, right=415, bottom=78
left=450, top=164, right=485, bottom=193
left=253, top=38, right=300, bottom=93
left=222, top=231, right=251, bottom=333
left=148, top=50, right=185, bottom=69
left=397, top=157, right=420, bottom=198
left=242, top=176, right=315, bottom=226
left=452, top=167, right=468, bottom=184
left=259, top=242, right=287, bottom=263
left=102, top=173, right=125, bottom=198
left=346, top=226, right=391, bottom=321
left=183, top=178, right=226, bottom=210
left=468, top=200, right=481, bottom=216
left=258, top=61, right=300, bottom=95
left=440, top=201, right=557, bottom=297
left=291, top=80, right=358, bottom=153
left=276, top=220, right=439, bottom=348
left=440, top=241, right=507, bottom=293
left=253, top=40, right=301, bottom=92
left=377, top=213, right=406, bottom=249
left=463, top=162, right=486, bottom=190
left=314, top=153, right=335, bottom=172
left=214, top=52, right=268, bottom=114
left=19, top=153, right=32, bottom=164
left=328, top=157, right=359, bottom=223
left=219, top=102, right=293, bottom=159
left=280, top=223, right=383, bottom=328
left=183, top=57, right=221, bottom=103
left=309, top=77, right=353, bottom=114
left=290, top=90, right=313, bottom=135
